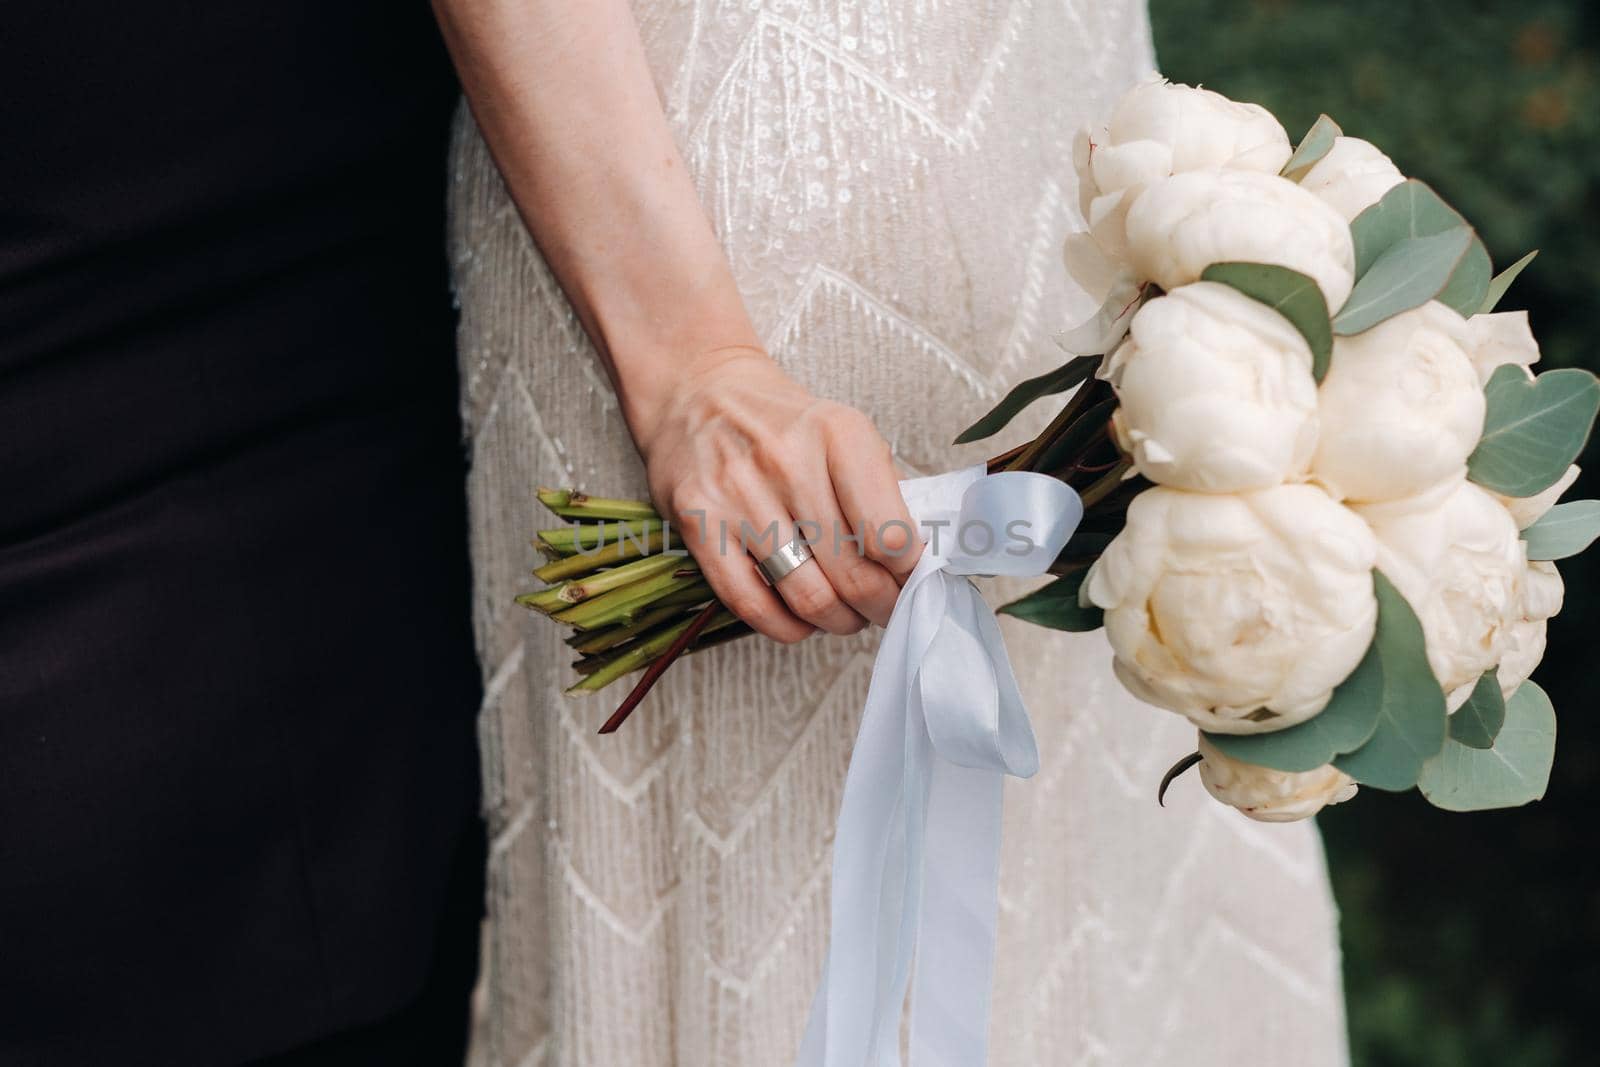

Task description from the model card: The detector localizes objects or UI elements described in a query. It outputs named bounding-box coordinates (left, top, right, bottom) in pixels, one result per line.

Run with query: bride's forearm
left=432, top=0, right=760, bottom=443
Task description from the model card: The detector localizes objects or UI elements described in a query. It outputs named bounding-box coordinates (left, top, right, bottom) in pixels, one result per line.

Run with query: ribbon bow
left=796, top=465, right=1083, bottom=1067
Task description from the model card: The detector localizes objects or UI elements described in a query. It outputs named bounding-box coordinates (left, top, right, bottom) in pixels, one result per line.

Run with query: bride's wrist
left=620, top=342, right=773, bottom=457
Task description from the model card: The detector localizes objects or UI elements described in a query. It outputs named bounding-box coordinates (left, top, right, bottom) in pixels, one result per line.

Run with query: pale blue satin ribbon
left=796, top=465, right=1083, bottom=1067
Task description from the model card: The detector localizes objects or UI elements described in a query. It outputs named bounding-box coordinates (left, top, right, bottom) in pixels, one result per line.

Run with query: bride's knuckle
left=722, top=589, right=767, bottom=626
left=831, top=560, right=882, bottom=608
left=826, top=404, right=877, bottom=443
left=788, top=580, right=840, bottom=622
left=666, top=481, right=705, bottom=521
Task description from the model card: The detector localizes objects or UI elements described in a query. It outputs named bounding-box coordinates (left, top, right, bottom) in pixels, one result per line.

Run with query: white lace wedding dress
left=448, top=3, right=1349, bottom=1065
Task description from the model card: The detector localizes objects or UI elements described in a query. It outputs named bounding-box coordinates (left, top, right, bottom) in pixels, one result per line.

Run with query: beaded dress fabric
left=448, top=3, right=1350, bottom=1064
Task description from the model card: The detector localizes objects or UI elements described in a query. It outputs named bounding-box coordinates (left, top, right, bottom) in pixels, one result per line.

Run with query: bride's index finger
left=826, top=416, right=922, bottom=585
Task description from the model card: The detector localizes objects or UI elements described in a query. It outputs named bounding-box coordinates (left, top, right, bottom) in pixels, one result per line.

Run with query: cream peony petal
left=1312, top=302, right=1486, bottom=503
left=1197, top=736, right=1357, bottom=822
left=1124, top=170, right=1356, bottom=311
left=1090, top=485, right=1378, bottom=733
left=1298, top=136, right=1406, bottom=221
left=1461, top=310, right=1541, bottom=385
left=1108, top=282, right=1318, bottom=492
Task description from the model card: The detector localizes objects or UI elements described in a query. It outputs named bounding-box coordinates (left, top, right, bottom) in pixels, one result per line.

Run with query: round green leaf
left=1467, top=366, right=1600, bottom=497
left=1201, top=262, right=1333, bottom=381
left=1331, top=570, right=1449, bottom=791
left=1349, top=179, right=1474, bottom=276
left=1339, top=179, right=1490, bottom=327
left=998, top=570, right=1103, bottom=632
left=1419, top=681, right=1556, bottom=811
left=1521, top=500, right=1600, bottom=561
left=1448, top=670, right=1505, bottom=750
left=1434, top=234, right=1492, bottom=319
left=1332, top=228, right=1473, bottom=336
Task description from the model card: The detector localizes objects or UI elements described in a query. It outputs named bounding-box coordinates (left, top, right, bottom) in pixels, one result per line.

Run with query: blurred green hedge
left=1149, top=2, right=1600, bottom=1065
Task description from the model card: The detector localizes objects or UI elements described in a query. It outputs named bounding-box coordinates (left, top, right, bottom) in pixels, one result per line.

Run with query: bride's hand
left=434, top=4, right=920, bottom=641
left=632, top=345, right=922, bottom=642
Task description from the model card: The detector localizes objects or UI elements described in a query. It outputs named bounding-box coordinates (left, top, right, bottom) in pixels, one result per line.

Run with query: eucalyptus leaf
left=998, top=569, right=1104, bottom=632
left=954, top=355, right=1099, bottom=444
left=1201, top=262, right=1333, bottom=381
left=1467, top=365, right=1600, bottom=497
left=1332, top=228, right=1472, bottom=336
left=1434, top=234, right=1492, bottom=319
left=1349, top=179, right=1475, bottom=277
left=1480, top=250, right=1538, bottom=314
left=1419, top=681, right=1556, bottom=811
left=1521, top=500, right=1600, bottom=560
left=1449, top=671, right=1505, bottom=750
left=1280, top=114, right=1343, bottom=182
left=1331, top=570, right=1448, bottom=791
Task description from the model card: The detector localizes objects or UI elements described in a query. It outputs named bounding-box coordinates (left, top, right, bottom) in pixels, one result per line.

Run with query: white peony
left=1124, top=169, right=1357, bottom=311
left=1066, top=80, right=1291, bottom=305
left=1085, top=484, right=1378, bottom=734
left=1297, top=136, right=1406, bottom=221
left=1196, top=736, right=1358, bottom=822
left=1355, top=480, right=1526, bottom=710
left=1460, top=310, right=1541, bottom=384
left=1102, top=282, right=1319, bottom=492
left=1312, top=301, right=1486, bottom=503
left=1497, top=561, right=1564, bottom=699
left=1497, top=464, right=1579, bottom=530
left=1078, top=78, right=1292, bottom=207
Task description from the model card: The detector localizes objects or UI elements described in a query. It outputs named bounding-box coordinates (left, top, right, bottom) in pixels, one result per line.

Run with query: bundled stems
left=595, top=603, right=727, bottom=733
left=523, top=354, right=1131, bottom=730
left=536, top=518, right=666, bottom=559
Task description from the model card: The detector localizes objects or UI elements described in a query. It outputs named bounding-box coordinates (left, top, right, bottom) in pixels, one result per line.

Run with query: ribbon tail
left=798, top=555, right=949, bottom=1067
left=909, top=758, right=1005, bottom=1067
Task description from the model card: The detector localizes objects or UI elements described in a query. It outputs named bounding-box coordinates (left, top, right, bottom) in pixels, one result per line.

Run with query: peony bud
left=1297, top=136, right=1405, bottom=221
left=1086, top=485, right=1378, bottom=734
left=1078, top=79, right=1292, bottom=208
left=1068, top=81, right=1292, bottom=305
left=1197, top=736, right=1358, bottom=822
left=1124, top=169, right=1357, bottom=312
left=1312, top=302, right=1486, bottom=503
left=1496, top=561, right=1564, bottom=700
left=1103, top=282, right=1319, bottom=492
left=1354, top=480, right=1526, bottom=710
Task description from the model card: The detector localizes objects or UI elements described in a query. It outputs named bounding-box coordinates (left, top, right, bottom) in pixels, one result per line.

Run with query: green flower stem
left=535, top=518, right=665, bottom=557
left=1078, top=458, right=1137, bottom=508
left=568, top=592, right=712, bottom=655
left=537, top=488, right=660, bottom=522
left=683, top=621, right=754, bottom=655
left=1004, top=373, right=1108, bottom=473
left=552, top=564, right=702, bottom=630
left=515, top=587, right=574, bottom=614
left=554, top=552, right=686, bottom=603
left=649, top=579, right=714, bottom=611
left=568, top=609, right=739, bottom=692
left=533, top=529, right=671, bottom=584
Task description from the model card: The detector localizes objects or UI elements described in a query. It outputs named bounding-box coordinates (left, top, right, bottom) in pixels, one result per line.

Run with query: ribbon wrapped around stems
left=796, top=465, right=1083, bottom=1067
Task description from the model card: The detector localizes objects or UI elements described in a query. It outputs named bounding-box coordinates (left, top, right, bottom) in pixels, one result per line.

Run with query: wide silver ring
left=756, top=537, right=814, bottom=585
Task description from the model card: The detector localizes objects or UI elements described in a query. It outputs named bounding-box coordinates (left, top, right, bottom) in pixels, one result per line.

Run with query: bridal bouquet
left=520, top=79, right=1600, bottom=823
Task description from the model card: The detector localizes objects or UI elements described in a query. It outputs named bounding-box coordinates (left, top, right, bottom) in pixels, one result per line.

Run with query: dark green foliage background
left=1149, top=2, right=1599, bottom=1063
